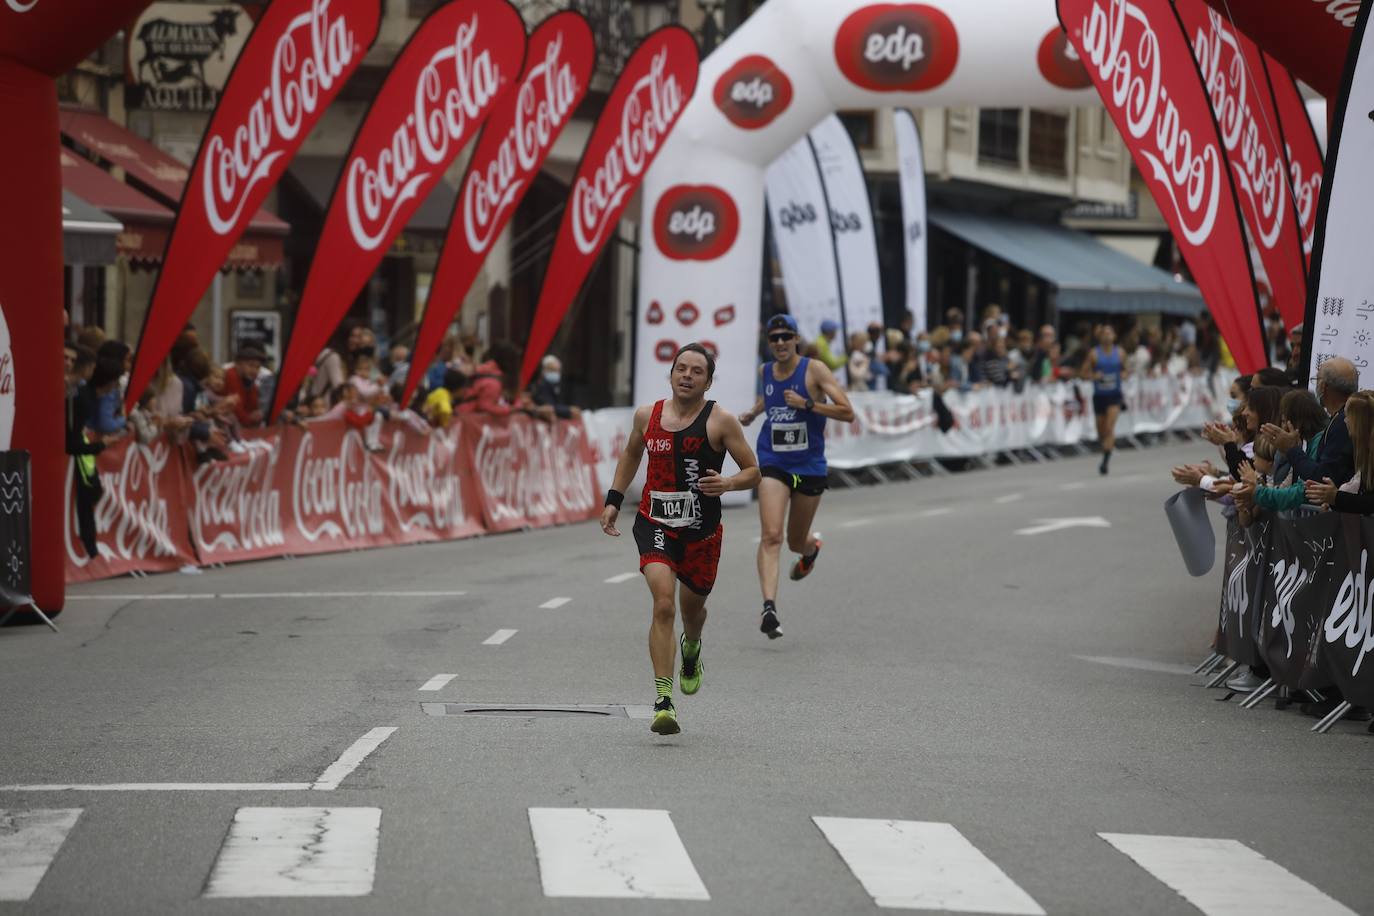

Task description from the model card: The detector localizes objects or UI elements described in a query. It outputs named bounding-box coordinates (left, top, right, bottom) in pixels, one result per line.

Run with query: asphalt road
left=2, top=440, right=1371, bottom=915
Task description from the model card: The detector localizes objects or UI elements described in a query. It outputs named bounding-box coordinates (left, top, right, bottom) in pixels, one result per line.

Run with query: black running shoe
left=760, top=603, right=783, bottom=639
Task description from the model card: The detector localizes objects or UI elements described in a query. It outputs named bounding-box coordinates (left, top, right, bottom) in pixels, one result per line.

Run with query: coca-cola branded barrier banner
left=1205, top=509, right=1374, bottom=709
left=403, top=11, right=595, bottom=407
left=518, top=26, right=699, bottom=387
left=272, top=0, right=526, bottom=419
left=1299, top=1, right=1374, bottom=388
left=1176, top=0, right=1309, bottom=330
left=1058, top=0, right=1267, bottom=374
left=1199, top=0, right=1357, bottom=100
left=126, top=0, right=383, bottom=410
left=64, top=415, right=599, bottom=582
left=1264, top=55, right=1325, bottom=271
left=636, top=0, right=1100, bottom=432
left=64, top=438, right=198, bottom=583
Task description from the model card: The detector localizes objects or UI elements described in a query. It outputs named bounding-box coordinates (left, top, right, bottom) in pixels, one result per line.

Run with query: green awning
left=930, top=209, right=1204, bottom=316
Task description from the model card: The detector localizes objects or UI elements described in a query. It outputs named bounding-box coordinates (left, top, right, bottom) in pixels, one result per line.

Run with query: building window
left=978, top=108, right=1021, bottom=167
left=1028, top=109, right=1070, bottom=176
left=838, top=110, right=876, bottom=150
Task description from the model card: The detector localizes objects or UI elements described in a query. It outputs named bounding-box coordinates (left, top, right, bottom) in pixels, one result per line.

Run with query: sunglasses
left=768, top=333, right=796, bottom=343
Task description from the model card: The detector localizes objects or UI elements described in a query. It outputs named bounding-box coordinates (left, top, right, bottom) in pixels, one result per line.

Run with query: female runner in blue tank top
left=739, top=315, right=855, bottom=638
left=1083, top=324, right=1128, bottom=475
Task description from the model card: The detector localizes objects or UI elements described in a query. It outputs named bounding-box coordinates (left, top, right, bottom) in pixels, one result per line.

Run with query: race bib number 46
left=771, top=422, right=809, bottom=453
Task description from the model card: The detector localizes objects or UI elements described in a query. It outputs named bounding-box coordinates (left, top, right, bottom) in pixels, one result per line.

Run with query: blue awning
left=930, top=209, right=1204, bottom=316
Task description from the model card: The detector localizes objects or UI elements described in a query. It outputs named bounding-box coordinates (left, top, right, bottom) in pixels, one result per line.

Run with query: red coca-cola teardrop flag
left=1176, top=0, right=1309, bottom=329
left=518, top=26, right=699, bottom=387
left=1264, top=52, right=1325, bottom=269
left=126, top=0, right=383, bottom=410
left=402, top=11, right=595, bottom=407
left=1058, top=0, right=1266, bottom=373
left=272, top=0, right=527, bottom=420
left=1199, top=0, right=1357, bottom=99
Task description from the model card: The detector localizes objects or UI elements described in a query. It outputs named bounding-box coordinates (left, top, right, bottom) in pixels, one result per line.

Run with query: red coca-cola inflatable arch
left=0, top=0, right=153, bottom=616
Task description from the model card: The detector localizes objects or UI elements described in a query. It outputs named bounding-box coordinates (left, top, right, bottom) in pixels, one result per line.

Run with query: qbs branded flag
left=1264, top=52, right=1326, bottom=269
left=403, top=12, right=595, bottom=407
left=1175, top=0, right=1309, bottom=330
left=517, top=27, right=699, bottom=387
left=809, top=114, right=884, bottom=340
left=272, top=0, right=526, bottom=419
left=126, top=0, right=382, bottom=410
left=1299, top=0, right=1374, bottom=387
left=765, top=136, right=844, bottom=344
left=1199, top=0, right=1358, bottom=100
left=893, top=109, right=928, bottom=335
left=1058, top=0, right=1267, bottom=373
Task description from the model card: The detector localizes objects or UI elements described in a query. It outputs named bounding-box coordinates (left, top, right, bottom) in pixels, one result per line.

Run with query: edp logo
left=865, top=25, right=925, bottom=71
left=668, top=205, right=716, bottom=242
left=730, top=77, right=774, bottom=109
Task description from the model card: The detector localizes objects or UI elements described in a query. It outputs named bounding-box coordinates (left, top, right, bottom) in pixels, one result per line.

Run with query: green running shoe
left=650, top=696, right=680, bottom=735
left=679, top=635, right=703, bottom=695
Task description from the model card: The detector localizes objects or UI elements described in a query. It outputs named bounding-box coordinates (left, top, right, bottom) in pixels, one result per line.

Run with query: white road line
left=312, top=727, right=397, bottom=791
left=919, top=507, right=953, bottom=518
left=529, top=808, right=710, bottom=900
left=540, top=597, right=572, bottom=609
left=418, top=674, right=457, bottom=692
left=604, top=572, right=638, bottom=584
left=841, top=518, right=874, bottom=529
left=995, top=493, right=1024, bottom=504
left=483, top=629, right=518, bottom=645
left=1100, top=833, right=1358, bottom=916
left=65, top=591, right=467, bottom=601
left=0, top=809, right=81, bottom=901
left=814, top=817, right=1045, bottom=914
left=0, top=783, right=312, bottom=792
left=1075, top=655, right=1195, bottom=675
left=204, top=807, right=381, bottom=898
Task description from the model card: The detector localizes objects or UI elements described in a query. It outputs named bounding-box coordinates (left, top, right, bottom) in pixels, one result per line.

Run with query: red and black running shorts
left=633, top=513, right=723, bottom=596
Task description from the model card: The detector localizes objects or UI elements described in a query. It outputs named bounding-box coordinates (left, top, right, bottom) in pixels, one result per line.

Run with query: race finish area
left=2, top=441, right=1370, bottom=914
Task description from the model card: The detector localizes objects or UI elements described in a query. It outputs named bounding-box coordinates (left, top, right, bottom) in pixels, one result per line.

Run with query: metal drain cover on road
left=422, top=703, right=654, bottom=719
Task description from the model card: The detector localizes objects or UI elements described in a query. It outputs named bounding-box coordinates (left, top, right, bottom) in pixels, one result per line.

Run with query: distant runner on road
left=740, top=315, right=855, bottom=639
left=601, top=344, right=761, bottom=736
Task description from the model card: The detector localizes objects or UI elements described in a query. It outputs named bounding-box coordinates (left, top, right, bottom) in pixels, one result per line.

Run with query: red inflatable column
left=0, top=57, right=65, bottom=613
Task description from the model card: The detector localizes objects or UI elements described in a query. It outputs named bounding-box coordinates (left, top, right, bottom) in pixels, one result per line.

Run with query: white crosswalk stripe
left=0, top=809, right=81, bottom=901
left=529, top=807, right=710, bottom=900
left=203, top=807, right=381, bottom=898
left=1100, top=833, right=1359, bottom=916
left=814, top=817, right=1045, bottom=914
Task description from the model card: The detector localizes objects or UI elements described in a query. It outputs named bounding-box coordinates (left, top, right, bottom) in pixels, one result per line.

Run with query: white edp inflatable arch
left=634, top=0, right=1098, bottom=414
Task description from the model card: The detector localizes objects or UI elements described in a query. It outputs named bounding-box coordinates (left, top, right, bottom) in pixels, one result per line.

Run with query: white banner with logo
left=765, top=136, right=843, bottom=343
left=1303, top=4, right=1374, bottom=387
left=809, top=114, right=884, bottom=337
left=893, top=109, right=928, bottom=334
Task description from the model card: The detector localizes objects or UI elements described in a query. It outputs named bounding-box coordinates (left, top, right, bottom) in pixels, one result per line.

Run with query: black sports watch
left=804, top=397, right=815, bottom=411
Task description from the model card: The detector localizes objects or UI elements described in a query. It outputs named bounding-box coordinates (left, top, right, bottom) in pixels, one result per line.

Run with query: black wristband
left=805, top=397, right=815, bottom=411
left=605, top=489, right=625, bottom=510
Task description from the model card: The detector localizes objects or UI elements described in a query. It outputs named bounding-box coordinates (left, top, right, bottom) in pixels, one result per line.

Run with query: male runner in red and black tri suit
left=601, top=344, right=761, bottom=735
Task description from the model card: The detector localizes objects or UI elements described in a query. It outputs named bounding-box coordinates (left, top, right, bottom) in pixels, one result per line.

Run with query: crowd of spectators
left=1168, top=337, right=1373, bottom=725
left=768, top=304, right=1253, bottom=398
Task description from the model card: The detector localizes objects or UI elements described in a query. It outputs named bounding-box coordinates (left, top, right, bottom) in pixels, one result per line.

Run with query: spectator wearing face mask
left=531, top=354, right=581, bottom=421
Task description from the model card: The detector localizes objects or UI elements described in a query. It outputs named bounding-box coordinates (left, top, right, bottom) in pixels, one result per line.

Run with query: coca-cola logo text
left=1191, top=11, right=1287, bottom=251
left=387, top=427, right=468, bottom=531
left=474, top=421, right=594, bottom=525
left=1289, top=151, right=1321, bottom=255
left=1314, top=0, right=1361, bottom=27
left=1078, top=0, right=1221, bottom=246
left=463, top=29, right=583, bottom=254
left=1038, top=27, right=1093, bottom=90
left=64, top=443, right=178, bottom=568
left=653, top=184, right=739, bottom=261
left=835, top=4, right=958, bottom=93
left=291, top=429, right=384, bottom=541
left=571, top=48, right=686, bottom=256
left=713, top=54, right=792, bottom=129
left=347, top=14, right=503, bottom=251
left=191, top=438, right=284, bottom=554
left=203, top=0, right=361, bottom=235
left=5, top=0, right=38, bottom=11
